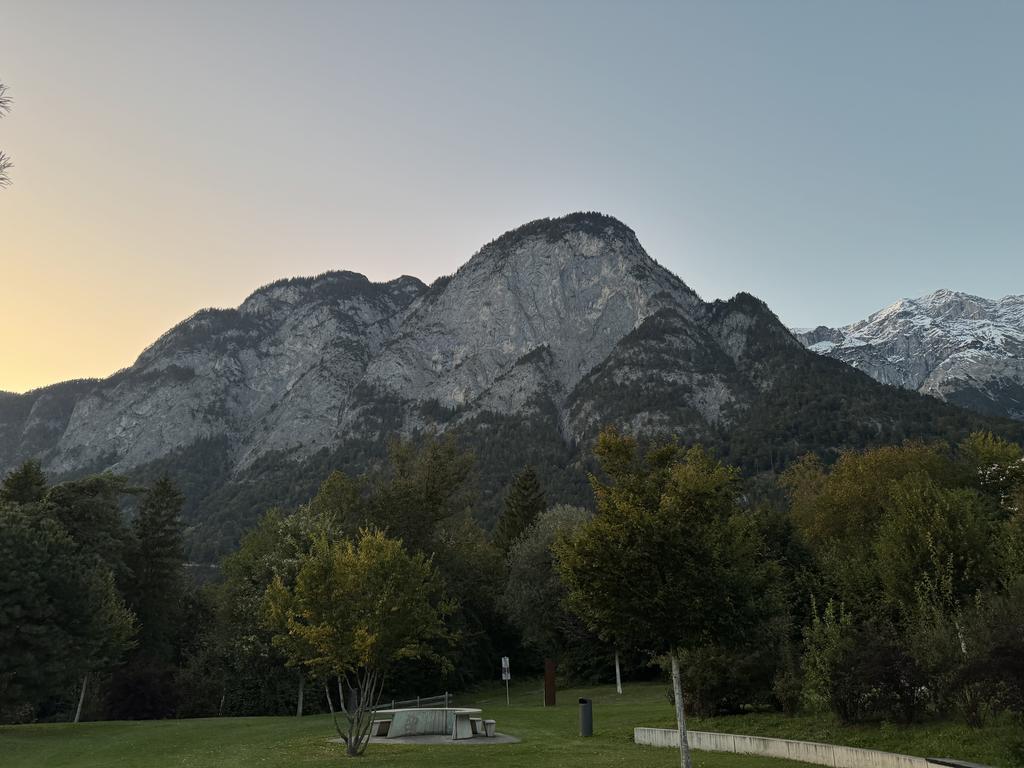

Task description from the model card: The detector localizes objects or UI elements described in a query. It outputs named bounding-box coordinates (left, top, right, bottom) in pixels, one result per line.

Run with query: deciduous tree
left=265, top=529, right=451, bottom=757
left=556, top=428, right=770, bottom=768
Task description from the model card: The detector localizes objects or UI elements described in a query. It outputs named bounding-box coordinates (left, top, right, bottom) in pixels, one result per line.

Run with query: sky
left=2, top=0, right=1023, bottom=393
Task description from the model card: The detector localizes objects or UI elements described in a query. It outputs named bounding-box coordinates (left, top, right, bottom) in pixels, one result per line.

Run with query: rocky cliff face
left=1, top=271, right=426, bottom=475
left=347, top=215, right=702, bottom=433
left=794, top=290, right=1024, bottom=420
left=3, top=215, right=1017, bottom=558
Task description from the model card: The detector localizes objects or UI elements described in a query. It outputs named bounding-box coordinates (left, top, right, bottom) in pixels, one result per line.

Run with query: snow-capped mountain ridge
left=795, top=289, right=1024, bottom=420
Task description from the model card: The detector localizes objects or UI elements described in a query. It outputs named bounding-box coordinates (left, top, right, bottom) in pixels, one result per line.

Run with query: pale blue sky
left=2, top=0, right=1023, bottom=390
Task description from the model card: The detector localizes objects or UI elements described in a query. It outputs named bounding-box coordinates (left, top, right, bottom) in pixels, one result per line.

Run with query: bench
left=451, top=711, right=474, bottom=740
left=484, top=719, right=496, bottom=738
left=370, top=719, right=390, bottom=737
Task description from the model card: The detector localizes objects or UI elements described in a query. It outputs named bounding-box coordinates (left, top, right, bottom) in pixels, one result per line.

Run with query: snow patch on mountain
left=794, top=290, right=1024, bottom=420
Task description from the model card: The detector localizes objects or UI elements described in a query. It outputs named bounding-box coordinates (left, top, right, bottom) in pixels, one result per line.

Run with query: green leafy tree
left=309, top=436, right=502, bottom=691
left=0, top=504, right=134, bottom=722
left=265, top=529, right=451, bottom=757
left=785, top=435, right=1024, bottom=724
left=555, top=428, right=770, bottom=768
left=500, top=505, right=596, bottom=675
left=875, top=472, right=997, bottom=613
left=211, top=507, right=324, bottom=716
left=1, top=460, right=47, bottom=504
left=493, top=466, right=546, bottom=552
left=368, top=435, right=477, bottom=546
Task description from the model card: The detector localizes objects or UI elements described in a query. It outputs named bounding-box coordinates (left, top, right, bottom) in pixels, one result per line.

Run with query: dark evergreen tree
left=107, top=477, right=187, bottom=719
left=0, top=459, right=47, bottom=504
left=45, top=475, right=134, bottom=585
left=492, top=466, right=546, bottom=552
left=129, top=476, right=185, bottom=652
left=0, top=503, right=134, bottom=723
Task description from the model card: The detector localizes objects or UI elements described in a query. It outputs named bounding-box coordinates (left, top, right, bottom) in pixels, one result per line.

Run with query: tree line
left=2, top=429, right=1022, bottom=764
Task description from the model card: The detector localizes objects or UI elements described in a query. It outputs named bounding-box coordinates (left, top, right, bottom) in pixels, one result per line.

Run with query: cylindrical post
left=578, top=698, right=593, bottom=737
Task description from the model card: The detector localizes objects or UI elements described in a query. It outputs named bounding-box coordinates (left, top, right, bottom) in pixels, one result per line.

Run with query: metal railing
left=372, top=692, right=450, bottom=711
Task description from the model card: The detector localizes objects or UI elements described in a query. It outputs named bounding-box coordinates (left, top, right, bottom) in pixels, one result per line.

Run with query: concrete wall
left=634, top=727, right=931, bottom=768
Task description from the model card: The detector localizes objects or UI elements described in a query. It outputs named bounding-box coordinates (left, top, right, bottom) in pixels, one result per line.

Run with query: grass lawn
left=2, top=681, right=1019, bottom=768
left=688, top=711, right=1022, bottom=768
left=1, top=681, right=800, bottom=768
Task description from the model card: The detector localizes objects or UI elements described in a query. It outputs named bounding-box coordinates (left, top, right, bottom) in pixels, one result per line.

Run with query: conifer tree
left=493, top=466, right=546, bottom=551
left=105, top=477, right=187, bottom=718
left=0, top=459, right=47, bottom=504
left=0, top=504, right=135, bottom=721
left=130, top=476, right=185, bottom=652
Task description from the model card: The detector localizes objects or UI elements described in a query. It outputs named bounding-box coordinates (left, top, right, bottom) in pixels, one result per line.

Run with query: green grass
left=1, top=682, right=1019, bottom=768
left=684, top=710, right=1022, bottom=768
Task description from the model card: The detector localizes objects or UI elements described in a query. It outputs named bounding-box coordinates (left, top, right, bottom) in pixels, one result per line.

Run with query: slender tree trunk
left=670, top=654, right=692, bottom=768
left=74, top=674, right=89, bottom=723
left=296, top=675, right=305, bottom=717
left=325, top=682, right=344, bottom=738
left=615, top=650, right=622, bottom=695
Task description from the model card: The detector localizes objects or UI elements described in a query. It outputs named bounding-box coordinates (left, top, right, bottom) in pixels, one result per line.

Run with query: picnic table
left=372, top=707, right=485, bottom=740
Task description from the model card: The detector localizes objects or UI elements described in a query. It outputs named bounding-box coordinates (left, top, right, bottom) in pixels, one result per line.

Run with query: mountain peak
left=794, top=288, right=1024, bottom=421
left=482, top=211, right=638, bottom=253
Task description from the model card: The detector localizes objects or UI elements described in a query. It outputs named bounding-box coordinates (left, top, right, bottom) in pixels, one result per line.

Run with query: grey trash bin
left=578, top=697, right=593, bottom=737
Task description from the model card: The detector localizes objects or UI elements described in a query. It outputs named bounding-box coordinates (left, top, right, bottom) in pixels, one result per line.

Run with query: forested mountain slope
left=3, top=214, right=1020, bottom=559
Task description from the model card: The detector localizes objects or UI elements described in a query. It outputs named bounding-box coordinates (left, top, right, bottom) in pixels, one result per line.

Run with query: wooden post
left=670, top=653, right=692, bottom=768
left=543, top=659, right=556, bottom=707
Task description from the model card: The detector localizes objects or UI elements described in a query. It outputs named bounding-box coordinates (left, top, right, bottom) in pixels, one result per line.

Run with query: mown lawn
left=1, top=681, right=792, bottom=768
left=2, top=681, right=1018, bottom=767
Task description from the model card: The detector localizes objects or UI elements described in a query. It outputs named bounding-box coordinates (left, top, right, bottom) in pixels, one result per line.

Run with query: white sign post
left=501, top=656, right=511, bottom=706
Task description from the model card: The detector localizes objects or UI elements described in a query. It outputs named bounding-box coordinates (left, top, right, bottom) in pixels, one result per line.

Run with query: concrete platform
left=331, top=733, right=520, bottom=746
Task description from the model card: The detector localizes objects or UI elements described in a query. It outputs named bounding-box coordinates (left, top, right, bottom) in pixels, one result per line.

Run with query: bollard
left=578, top=697, right=593, bottom=737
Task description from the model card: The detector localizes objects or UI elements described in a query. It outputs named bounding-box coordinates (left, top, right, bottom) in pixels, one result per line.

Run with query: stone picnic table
left=371, top=707, right=490, bottom=740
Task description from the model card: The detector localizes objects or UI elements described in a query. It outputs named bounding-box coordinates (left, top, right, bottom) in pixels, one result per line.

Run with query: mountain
left=794, top=290, right=1024, bottom=421
left=3, top=215, right=1020, bottom=559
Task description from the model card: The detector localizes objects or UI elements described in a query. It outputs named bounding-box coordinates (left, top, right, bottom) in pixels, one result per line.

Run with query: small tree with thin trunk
left=555, top=428, right=769, bottom=768
left=265, top=529, right=452, bottom=757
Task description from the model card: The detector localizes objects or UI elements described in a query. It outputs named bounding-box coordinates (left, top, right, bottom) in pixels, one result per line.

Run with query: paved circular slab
left=331, top=733, right=521, bottom=746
